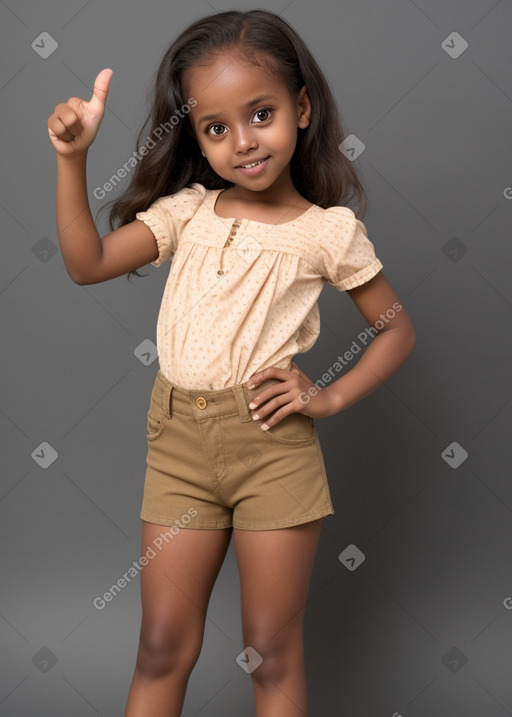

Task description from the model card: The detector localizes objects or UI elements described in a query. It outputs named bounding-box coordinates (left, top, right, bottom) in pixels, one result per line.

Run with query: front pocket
left=250, top=410, right=315, bottom=446
left=146, top=410, right=164, bottom=441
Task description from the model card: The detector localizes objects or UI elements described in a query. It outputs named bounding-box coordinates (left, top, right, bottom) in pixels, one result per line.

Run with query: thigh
left=233, top=519, right=323, bottom=647
left=139, top=520, right=232, bottom=658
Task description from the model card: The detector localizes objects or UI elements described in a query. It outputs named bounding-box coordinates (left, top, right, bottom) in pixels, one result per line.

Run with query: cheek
left=269, top=118, right=297, bottom=149
left=270, top=133, right=297, bottom=159
left=205, top=146, right=226, bottom=164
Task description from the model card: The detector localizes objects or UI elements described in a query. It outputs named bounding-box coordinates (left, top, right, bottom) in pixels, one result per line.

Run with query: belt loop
left=163, top=383, right=173, bottom=419
left=232, top=385, right=251, bottom=422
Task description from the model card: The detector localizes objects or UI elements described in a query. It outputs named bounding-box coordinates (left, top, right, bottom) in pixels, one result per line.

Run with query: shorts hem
left=232, top=505, right=335, bottom=531
left=140, top=510, right=232, bottom=530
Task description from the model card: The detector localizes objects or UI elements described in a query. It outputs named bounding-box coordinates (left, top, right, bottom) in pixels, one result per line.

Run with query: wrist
left=56, top=150, right=88, bottom=164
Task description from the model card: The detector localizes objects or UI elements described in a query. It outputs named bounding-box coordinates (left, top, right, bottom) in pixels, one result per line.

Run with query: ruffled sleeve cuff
left=332, top=257, right=383, bottom=291
left=319, top=208, right=383, bottom=291
left=136, top=202, right=175, bottom=267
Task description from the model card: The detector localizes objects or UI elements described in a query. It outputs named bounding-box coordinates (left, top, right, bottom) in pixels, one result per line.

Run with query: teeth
left=240, top=158, right=266, bottom=168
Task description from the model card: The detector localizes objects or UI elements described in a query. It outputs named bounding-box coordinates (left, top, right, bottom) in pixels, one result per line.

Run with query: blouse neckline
left=211, top=187, right=318, bottom=227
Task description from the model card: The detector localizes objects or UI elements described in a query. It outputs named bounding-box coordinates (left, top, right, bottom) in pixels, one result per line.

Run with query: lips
left=236, top=156, right=270, bottom=168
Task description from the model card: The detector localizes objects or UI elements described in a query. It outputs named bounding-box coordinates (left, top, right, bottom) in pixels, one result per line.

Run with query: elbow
left=69, top=271, right=92, bottom=285
left=62, top=259, right=87, bottom=285
left=68, top=265, right=97, bottom=285
left=404, top=323, right=416, bottom=358
left=389, top=315, right=415, bottom=360
left=69, top=271, right=86, bottom=285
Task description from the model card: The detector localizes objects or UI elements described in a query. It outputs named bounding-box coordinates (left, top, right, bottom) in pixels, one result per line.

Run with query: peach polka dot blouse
left=135, top=182, right=383, bottom=390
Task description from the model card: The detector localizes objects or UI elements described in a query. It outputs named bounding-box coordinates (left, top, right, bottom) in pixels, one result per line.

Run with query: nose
left=232, top=123, right=258, bottom=154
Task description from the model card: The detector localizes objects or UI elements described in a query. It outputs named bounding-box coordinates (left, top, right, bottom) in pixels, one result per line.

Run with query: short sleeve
left=318, top=207, right=383, bottom=291
left=135, top=182, right=206, bottom=267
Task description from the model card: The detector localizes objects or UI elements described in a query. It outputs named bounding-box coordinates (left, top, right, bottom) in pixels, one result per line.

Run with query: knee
left=136, top=624, right=202, bottom=679
left=243, top=632, right=302, bottom=684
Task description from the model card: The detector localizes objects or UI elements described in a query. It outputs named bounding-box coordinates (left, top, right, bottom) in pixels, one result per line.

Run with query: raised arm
left=48, top=68, right=159, bottom=284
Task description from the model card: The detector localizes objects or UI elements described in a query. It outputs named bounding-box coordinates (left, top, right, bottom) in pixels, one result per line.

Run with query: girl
left=48, top=10, right=415, bottom=717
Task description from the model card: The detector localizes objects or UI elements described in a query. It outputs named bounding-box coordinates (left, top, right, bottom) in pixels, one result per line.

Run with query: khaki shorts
left=140, top=370, right=335, bottom=530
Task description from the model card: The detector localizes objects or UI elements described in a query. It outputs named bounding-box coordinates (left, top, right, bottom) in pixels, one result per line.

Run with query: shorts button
left=196, top=396, right=207, bottom=409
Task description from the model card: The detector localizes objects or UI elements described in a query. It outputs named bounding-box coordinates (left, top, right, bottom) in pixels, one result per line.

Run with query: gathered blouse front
left=135, top=182, right=383, bottom=390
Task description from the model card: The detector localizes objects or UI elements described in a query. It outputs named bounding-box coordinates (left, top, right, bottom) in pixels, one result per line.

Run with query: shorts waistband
left=154, top=369, right=282, bottom=422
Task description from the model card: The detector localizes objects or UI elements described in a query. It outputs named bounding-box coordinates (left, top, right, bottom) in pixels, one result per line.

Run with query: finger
left=89, top=68, right=113, bottom=110
left=52, top=103, right=83, bottom=138
left=249, top=366, right=287, bottom=384
left=255, top=405, right=293, bottom=430
left=48, top=119, right=74, bottom=142
left=250, top=390, right=289, bottom=418
left=48, top=111, right=79, bottom=142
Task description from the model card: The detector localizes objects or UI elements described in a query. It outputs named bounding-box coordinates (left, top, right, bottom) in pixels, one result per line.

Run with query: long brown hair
left=98, top=9, right=368, bottom=279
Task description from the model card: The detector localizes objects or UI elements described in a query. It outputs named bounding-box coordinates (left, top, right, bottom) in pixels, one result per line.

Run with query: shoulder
left=180, top=182, right=207, bottom=200
left=312, top=206, right=382, bottom=290
left=136, top=182, right=208, bottom=230
left=154, top=181, right=206, bottom=209
left=313, top=205, right=369, bottom=246
left=318, top=205, right=360, bottom=231
left=135, top=183, right=208, bottom=267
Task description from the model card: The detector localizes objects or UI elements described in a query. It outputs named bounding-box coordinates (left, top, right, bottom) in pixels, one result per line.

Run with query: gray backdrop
left=1, top=0, right=511, bottom=715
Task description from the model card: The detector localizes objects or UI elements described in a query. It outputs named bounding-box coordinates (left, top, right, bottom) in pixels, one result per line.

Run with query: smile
left=236, top=156, right=270, bottom=169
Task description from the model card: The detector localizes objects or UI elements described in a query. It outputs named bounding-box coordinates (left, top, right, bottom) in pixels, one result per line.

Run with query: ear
left=296, top=85, right=311, bottom=129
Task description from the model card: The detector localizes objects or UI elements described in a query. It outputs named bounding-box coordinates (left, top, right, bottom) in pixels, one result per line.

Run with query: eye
left=253, top=108, right=272, bottom=122
left=208, top=124, right=226, bottom=136
left=205, top=107, right=274, bottom=136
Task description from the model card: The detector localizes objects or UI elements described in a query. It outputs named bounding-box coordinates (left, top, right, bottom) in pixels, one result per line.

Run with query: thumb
left=290, top=361, right=306, bottom=377
left=89, top=68, right=113, bottom=110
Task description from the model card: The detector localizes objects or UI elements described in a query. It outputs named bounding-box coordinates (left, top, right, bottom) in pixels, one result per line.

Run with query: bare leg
left=124, top=521, right=232, bottom=717
left=234, top=518, right=323, bottom=717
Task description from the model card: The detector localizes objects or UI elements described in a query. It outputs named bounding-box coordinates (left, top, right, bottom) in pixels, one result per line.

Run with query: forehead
left=185, top=51, right=291, bottom=123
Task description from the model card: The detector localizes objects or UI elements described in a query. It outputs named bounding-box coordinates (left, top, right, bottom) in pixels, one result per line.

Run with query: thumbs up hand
left=47, top=68, right=114, bottom=157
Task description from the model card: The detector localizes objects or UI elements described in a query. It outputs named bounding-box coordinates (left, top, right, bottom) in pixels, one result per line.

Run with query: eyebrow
left=197, top=94, right=279, bottom=125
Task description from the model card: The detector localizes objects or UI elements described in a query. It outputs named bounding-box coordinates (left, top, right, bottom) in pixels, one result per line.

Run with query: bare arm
left=243, top=270, right=416, bottom=427
left=49, top=68, right=159, bottom=285
left=55, top=152, right=100, bottom=283
left=55, top=152, right=158, bottom=284
left=327, top=271, right=416, bottom=413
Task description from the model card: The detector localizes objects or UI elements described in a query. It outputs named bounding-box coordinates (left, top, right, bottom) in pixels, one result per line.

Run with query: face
left=185, top=49, right=311, bottom=197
